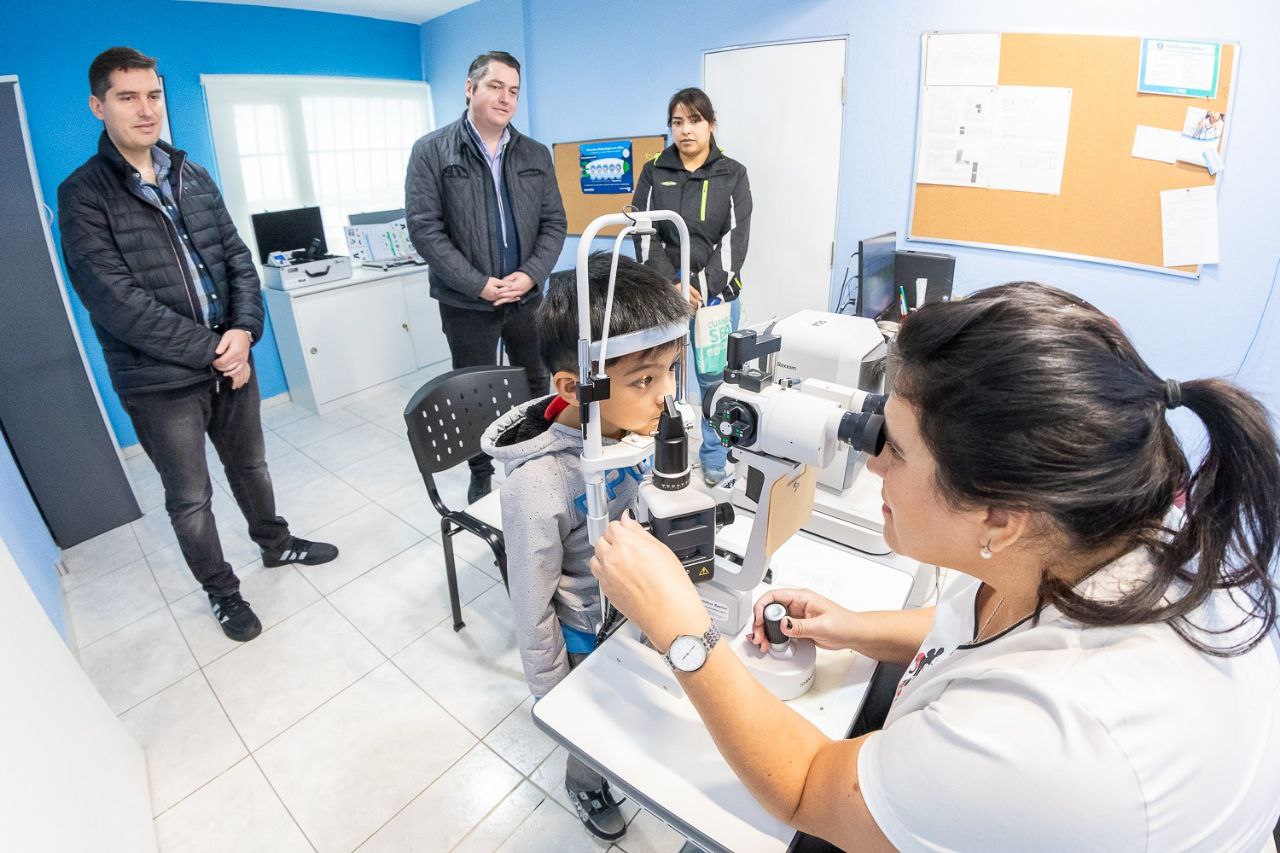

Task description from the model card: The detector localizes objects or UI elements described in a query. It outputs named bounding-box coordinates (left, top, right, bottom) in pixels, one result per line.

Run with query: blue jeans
left=693, top=297, right=742, bottom=473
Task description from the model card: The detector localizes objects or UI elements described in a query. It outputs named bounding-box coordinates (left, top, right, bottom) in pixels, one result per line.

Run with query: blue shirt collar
left=465, top=114, right=511, bottom=160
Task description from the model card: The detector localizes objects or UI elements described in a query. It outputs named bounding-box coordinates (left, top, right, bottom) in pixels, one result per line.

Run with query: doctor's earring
left=979, top=541, right=993, bottom=560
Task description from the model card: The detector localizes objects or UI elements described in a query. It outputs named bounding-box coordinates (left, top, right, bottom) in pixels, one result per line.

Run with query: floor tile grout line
left=220, top=629, right=392, bottom=757
left=320, top=584, right=493, bottom=743
left=444, top=770, right=546, bottom=853
left=130, top=599, right=314, bottom=845
left=291, top=428, right=413, bottom=481
left=351, top=743, right=523, bottom=852
left=274, top=418, right=371, bottom=455
left=169, top=565, right=319, bottom=670
left=316, top=530, right=452, bottom=601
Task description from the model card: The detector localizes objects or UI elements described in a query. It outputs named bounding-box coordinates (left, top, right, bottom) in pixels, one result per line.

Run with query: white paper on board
left=1132, top=125, right=1181, bottom=163
left=985, top=86, right=1073, bottom=195
left=925, top=33, right=1001, bottom=86
left=917, top=86, right=995, bottom=187
left=1160, top=185, right=1220, bottom=267
left=916, top=85, right=1071, bottom=195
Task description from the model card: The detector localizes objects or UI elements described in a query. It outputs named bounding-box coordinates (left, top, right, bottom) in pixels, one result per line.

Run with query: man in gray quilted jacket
left=405, top=50, right=566, bottom=504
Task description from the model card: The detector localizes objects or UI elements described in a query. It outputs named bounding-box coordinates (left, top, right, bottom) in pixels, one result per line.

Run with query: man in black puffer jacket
left=58, top=47, right=337, bottom=642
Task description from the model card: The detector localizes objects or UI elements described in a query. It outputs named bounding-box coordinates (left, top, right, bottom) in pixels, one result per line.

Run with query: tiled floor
left=61, top=364, right=687, bottom=853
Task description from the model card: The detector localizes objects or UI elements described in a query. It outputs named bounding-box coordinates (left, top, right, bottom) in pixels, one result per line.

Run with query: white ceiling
left=177, top=0, right=479, bottom=25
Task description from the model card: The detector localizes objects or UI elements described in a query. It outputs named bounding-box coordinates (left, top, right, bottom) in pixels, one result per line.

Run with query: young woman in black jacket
left=631, top=87, right=752, bottom=485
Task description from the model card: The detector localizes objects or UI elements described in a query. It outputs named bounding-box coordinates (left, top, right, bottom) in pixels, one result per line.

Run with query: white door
left=703, top=39, right=846, bottom=326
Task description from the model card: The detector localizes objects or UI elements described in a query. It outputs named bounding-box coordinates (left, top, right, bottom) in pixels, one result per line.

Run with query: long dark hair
left=892, top=282, right=1279, bottom=655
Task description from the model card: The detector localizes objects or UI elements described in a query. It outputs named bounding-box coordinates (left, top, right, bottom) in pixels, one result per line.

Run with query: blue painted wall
left=0, top=438, right=65, bottom=640
left=420, top=0, right=528, bottom=131
left=422, top=0, right=1280, bottom=430
left=0, top=0, right=423, bottom=447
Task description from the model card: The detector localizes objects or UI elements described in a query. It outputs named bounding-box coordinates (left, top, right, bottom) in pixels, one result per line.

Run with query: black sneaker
left=467, top=472, right=493, bottom=504
left=262, top=537, right=339, bottom=568
left=209, top=592, right=262, bottom=642
left=566, top=779, right=627, bottom=841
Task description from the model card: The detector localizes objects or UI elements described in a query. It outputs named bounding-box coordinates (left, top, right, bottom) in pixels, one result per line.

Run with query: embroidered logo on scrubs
left=895, top=647, right=945, bottom=698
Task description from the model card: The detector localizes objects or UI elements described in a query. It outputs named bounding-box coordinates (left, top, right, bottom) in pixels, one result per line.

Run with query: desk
left=532, top=515, right=917, bottom=852
left=264, top=264, right=449, bottom=413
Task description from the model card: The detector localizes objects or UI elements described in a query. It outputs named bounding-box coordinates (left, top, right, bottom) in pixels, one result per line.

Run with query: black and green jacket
left=631, top=143, right=751, bottom=302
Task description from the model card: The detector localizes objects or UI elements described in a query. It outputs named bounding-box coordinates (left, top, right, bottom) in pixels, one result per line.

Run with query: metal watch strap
left=663, top=623, right=721, bottom=671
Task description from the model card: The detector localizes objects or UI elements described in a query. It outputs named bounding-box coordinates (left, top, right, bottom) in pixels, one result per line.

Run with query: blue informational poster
left=579, top=140, right=633, bottom=194
left=1137, top=39, right=1221, bottom=99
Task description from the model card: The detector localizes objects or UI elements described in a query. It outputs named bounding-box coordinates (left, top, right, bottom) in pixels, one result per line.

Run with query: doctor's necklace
left=974, top=594, right=1007, bottom=643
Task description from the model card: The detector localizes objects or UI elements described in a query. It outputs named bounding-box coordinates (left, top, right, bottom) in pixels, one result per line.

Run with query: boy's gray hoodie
left=480, top=395, right=642, bottom=697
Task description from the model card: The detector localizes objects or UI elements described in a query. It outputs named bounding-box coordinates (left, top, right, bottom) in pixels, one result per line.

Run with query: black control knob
left=763, top=602, right=789, bottom=647
left=712, top=399, right=757, bottom=448
left=714, top=502, right=735, bottom=529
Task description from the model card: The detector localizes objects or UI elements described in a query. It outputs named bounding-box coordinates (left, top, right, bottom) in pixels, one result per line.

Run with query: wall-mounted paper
left=917, top=86, right=994, bottom=187
left=1138, top=39, right=1221, bottom=98
left=986, top=86, right=1072, bottom=195
left=1132, top=125, right=1181, bottom=163
left=916, top=85, right=1071, bottom=195
left=1160, top=186, right=1219, bottom=267
left=925, top=33, right=1001, bottom=86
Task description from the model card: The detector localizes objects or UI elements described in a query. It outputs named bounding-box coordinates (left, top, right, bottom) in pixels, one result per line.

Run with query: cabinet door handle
left=310, top=347, right=318, bottom=355
left=401, top=323, right=409, bottom=331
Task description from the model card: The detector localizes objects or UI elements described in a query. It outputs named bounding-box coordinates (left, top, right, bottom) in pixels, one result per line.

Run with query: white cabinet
left=264, top=265, right=449, bottom=413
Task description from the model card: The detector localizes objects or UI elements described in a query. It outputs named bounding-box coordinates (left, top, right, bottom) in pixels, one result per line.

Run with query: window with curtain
left=201, top=75, right=434, bottom=264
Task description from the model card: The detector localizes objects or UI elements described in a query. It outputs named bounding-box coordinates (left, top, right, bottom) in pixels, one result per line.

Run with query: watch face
left=668, top=635, right=707, bottom=672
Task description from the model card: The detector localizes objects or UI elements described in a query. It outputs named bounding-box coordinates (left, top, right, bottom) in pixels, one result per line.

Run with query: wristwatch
left=663, top=623, right=721, bottom=673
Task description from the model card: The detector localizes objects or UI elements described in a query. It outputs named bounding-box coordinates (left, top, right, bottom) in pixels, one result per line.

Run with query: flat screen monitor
left=251, top=206, right=325, bottom=264
left=349, top=208, right=406, bottom=226
left=857, top=231, right=897, bottom=320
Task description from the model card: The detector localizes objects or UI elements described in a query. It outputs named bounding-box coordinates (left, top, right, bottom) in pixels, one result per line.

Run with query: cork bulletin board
left=554, top=135, right=668, bottom=236
left=908, top=33, right=1238, bottom=275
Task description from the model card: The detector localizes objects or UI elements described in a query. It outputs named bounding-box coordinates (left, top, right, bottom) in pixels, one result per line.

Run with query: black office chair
left=404, top=366, right=534, bottom=631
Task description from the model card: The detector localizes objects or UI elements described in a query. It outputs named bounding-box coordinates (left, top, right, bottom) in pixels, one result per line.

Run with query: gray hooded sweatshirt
left=481, top=395, right=642, bottom=697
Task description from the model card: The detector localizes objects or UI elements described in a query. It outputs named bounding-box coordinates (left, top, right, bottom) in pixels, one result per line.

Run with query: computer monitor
left=857, top=231, right=897, bottom=320
left=348, top=208, right=406, bottom=226
left=251, top=206, right=325, bottom=265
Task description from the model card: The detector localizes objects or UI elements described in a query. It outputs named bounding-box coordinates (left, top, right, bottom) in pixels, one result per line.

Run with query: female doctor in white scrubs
left=591, top=282, right=1280, bottom=851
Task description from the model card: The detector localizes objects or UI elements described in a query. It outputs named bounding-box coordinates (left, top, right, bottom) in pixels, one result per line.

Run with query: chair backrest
left=403, top=366, right=534, bottom=477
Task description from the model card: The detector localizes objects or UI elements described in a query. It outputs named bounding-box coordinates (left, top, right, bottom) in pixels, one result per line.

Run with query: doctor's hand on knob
left=590, top=512, right=710, bottom=653
left=749, top=588, right=858, bottom=653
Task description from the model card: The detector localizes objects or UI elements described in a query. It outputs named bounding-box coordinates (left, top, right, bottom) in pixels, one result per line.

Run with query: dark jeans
left=120, top=370, right=290, bottom=597
left=439, top=297, right=549, bottom=478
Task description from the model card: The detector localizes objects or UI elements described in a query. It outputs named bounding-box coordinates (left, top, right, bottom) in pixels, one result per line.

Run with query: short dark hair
left=89, top=46, right=157, bottom=100
left=538, top=254, right=692, bottom=376
left=892, top=282, right=1279, bottom=656
left=466, top=50, right=520, bottom=102
left=667, top=87, right=716, bottom=126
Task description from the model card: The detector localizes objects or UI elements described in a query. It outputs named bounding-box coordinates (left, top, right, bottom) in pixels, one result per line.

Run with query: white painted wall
left=0, top=537, right=156, bottom=852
